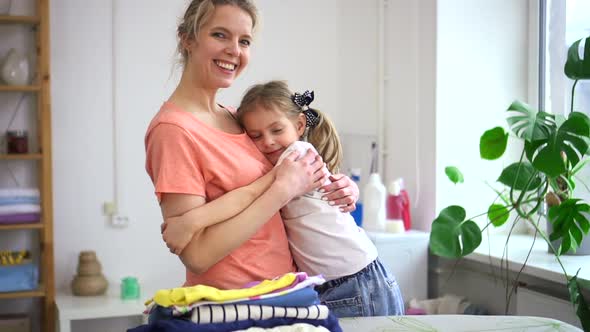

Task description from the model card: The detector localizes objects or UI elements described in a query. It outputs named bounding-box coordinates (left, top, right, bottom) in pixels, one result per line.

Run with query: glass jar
left=6, top=130, right=28, bottom=154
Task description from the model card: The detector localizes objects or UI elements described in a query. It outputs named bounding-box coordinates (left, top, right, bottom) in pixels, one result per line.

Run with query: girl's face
left=184, top=5, right=253, bottom=88
left=241, top=105, right=306, bottom=165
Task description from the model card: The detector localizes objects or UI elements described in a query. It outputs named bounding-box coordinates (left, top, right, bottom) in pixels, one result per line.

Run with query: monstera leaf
left=480, top=127, right=508, bottom=160
left=506, top=100, right=555, bottom=142
left=525, top=112, right=590, bottom=178
left=548, top=198, right=590, bottom=254
left=567, top=273, right=590, bottom=331
left=445, top=166, right=464, bottom=184
left=565, top=36, right=590, bottom=80
left=429, top=205, right=482, bottom=258
left=488, top=203, right=509, bottom=227
left=497, top=162, right=543, bottom=192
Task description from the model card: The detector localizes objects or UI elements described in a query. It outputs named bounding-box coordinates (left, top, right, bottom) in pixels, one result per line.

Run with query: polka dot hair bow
left=292, top=90, right=320, bottom=128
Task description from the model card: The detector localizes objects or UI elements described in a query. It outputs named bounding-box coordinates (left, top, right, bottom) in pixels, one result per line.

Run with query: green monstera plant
left=430, top=35, right=590, bottom=331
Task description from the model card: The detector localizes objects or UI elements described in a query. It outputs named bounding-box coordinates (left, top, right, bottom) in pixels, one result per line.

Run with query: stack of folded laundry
left=0, top=188, right=41, bottom=225
left=129, top=272, right=342, bottom=332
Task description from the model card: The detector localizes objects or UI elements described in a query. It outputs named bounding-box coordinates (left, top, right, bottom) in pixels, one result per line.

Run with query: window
left=541, top=0, right=590, bottom=200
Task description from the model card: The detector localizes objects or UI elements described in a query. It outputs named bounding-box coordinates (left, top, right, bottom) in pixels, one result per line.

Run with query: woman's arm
left=320, top=174, right=360, bottom=212
left=161, top=150, right=325, bottom=274
left=161, top=169, right=276, bottom=254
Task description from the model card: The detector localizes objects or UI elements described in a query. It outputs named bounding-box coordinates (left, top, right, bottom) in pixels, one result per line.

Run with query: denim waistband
left=314, top=259, right=378, bottom=294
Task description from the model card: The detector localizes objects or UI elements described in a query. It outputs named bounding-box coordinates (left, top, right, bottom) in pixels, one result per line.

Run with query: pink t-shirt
left=145, top=101, right=296, bottom=289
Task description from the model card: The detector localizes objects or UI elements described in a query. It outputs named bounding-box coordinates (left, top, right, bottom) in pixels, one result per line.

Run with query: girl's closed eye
left=247, top=132, right=261, bottom=140
left=272, top=128, right=283, bottom=134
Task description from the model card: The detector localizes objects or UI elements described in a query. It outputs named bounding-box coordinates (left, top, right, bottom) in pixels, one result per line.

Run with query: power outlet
left=111, top=215, right=129, bottom=228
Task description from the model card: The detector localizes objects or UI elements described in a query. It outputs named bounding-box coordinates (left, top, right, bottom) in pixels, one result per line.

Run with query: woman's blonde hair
left=177, top=0, right=258, bottom=67
left=237, top=80, right=343, bottom=173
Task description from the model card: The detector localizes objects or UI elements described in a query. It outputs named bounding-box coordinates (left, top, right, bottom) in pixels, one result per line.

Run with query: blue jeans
left=315, top=258, right=405, bottom=318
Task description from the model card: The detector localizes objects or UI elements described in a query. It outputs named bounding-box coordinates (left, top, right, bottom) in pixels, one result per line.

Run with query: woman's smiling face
left=185, top=5, right=253, bottom=88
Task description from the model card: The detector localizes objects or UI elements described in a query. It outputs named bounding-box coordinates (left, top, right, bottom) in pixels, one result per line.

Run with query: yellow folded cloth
left=151, top=273, right=297, bottom=307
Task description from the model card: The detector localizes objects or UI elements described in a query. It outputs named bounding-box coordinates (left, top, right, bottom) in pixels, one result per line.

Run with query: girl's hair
left=177, top=0, right=258, bottom=67
left=237, top=80, right=343, bottom=173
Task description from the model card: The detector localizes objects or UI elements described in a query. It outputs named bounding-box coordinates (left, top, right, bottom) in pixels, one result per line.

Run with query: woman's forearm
left=179, top=182, right=292, bottom=274
left=177, top=170, right=276, bottom=232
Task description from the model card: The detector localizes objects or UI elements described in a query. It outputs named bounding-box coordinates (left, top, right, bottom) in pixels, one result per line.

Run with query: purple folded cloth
left=0, top=213, right=40, bottom=224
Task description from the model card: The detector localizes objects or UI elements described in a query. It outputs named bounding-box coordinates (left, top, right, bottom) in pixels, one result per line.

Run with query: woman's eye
left=240, top=39, right=251, bottom=47
left=212, top=32, right=225, bottom=38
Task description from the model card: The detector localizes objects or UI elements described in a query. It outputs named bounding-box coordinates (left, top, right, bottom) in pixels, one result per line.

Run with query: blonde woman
left=145, top=0, right=360, bottom=293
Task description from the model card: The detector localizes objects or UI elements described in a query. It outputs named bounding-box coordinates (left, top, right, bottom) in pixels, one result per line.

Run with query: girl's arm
left=160, top=150, right=325, bottom=275
left=161, top=169, right=277, bottom=254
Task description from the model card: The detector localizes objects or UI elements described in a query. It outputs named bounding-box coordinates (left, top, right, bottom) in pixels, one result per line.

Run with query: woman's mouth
left=214, top=60, right=236, bottom=71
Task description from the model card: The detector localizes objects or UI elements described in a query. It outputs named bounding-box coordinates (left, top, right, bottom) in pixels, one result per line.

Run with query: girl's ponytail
left=306, top=108, right=342, bottom=174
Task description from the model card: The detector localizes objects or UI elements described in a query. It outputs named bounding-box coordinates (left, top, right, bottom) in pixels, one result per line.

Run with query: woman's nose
left=225, top=40, right=240, bottom=56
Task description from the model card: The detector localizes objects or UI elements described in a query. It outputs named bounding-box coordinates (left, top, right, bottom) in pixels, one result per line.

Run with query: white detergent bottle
left=362, top=173, right=387, bottom=232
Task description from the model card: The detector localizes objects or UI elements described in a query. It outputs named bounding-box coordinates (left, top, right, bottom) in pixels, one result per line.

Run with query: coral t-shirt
left=145, top=101, right=296, bottom=289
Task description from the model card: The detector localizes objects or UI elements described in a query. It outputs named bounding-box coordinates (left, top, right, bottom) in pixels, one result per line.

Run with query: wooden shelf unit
left=0, top=1, right=55, bottom=332
left=0, top=223, right=43, bottom=231
left=0, top=85, right=41, bottom=92
left=0, top=15, right=40, bottom=25
left=0, top=153, right=43, bottom=160
left=0, top=289, right=45, bottom=300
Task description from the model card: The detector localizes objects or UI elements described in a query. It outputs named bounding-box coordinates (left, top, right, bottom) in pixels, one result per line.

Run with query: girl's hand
left=274, top=149, right=327, bottom=199
left=161, top=215, right=197, bottom=255
left=320, top=173, right=359, bottom=212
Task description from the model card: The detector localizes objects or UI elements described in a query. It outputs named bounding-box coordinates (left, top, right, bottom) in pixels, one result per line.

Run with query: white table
left=339, top=315, right=583, bottom=331
left=55, top=291, right=148, bottom=332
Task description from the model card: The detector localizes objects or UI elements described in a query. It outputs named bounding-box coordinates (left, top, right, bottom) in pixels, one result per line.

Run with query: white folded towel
left=0, top=188, right=40, bottom=198
left=0, top=204, right=41, bottom=215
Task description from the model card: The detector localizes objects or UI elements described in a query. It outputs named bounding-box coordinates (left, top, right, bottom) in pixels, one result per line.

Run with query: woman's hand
left=161, top=215, right=197, bottom=255
left=320, top=173, right=360, bottom=212
left=274, top=149, right=327, bottom=200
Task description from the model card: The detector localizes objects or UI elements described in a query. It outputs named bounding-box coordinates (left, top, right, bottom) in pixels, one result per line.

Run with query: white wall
left=384, top=0, right=437, bottom=231
left=50, top=0, right=376, bottom=296
left=435, top=0, right=530, bottom=228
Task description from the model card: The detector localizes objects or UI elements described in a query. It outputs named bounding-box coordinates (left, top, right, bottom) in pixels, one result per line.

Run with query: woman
left=145, top=0, right=359, bottom=290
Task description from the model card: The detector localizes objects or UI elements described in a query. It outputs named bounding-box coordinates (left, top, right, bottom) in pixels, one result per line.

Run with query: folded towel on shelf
left=0, top=204, right=41, bottom=216
left=0, top=188, right=40, bottom=198
left=0, top=196, right=40, bottom=205
left=0, top=213, right=40, bottom=224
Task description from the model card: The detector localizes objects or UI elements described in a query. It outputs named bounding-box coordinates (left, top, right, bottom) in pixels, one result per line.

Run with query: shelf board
left=0, top=223, right=43, bottom=231
left=0, top=288, right=45, bottom=300
left=0, top=15, right=40, bottom=25
left=0, top=85, right=40, bottom=92
left=0, top=153, right=42, bottom=160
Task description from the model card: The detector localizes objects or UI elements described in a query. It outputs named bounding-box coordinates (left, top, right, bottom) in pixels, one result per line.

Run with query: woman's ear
left=296, top=113, right=307, bottom=136
left=180, top=33, right=193, bottom=55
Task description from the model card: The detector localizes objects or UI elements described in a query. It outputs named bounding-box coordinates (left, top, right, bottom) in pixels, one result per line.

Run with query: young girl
left=163, top=81, right=404, bottom=318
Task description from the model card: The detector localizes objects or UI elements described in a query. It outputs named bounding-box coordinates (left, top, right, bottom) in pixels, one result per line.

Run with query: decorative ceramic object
left=1, top=48, right=30, bottom=86
left=71, top=251, right=108, bottom=296
left=0, top=0, right=11, bottom=15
